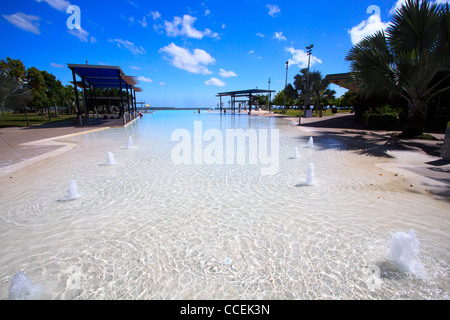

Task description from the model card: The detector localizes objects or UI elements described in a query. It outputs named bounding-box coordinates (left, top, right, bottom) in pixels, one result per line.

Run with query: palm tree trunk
left=403, top=99, right=428, bottom=137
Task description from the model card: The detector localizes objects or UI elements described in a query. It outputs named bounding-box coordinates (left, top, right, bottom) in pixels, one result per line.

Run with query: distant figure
left=198, top=109, right=201, bottom=113
left=223, top=109, right=226, bottom=114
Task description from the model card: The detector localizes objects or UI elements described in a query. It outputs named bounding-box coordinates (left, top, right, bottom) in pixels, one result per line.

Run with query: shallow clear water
left=0, top=111, right=448, bottom=299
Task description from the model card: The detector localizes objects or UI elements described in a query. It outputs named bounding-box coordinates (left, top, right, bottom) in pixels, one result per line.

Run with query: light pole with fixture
left=300, top=44, right=313, bottom=125
left=284, top=61, right=289, bottom=114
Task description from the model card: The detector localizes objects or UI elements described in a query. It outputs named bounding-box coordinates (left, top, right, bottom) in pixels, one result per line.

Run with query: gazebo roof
left=68, top=64, right=139, bottom=89
left=217, top=89, right=275, bottom=97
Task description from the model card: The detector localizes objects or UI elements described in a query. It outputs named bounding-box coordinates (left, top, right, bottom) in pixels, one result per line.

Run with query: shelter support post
left=71, top=68, right=82, bottom=126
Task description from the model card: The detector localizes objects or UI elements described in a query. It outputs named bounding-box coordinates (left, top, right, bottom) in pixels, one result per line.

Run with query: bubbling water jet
left=388, top=229, right=426, bottom=277
left=106, top=151, right=116, bottom=165
left=306, top=163, right=315, bottom=185
left=67, top=180, right=81, bottom=200
left=307, top=137, right=314, bottom=148
left=127, top=136, right=134, bottom=149
left=8, top=271, right=41, bottom=300
left=291, top=147, right=300, bottom=159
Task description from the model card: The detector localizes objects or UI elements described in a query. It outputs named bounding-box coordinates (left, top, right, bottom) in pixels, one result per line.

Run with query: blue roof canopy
left=68, top=64, right=139, bottom=89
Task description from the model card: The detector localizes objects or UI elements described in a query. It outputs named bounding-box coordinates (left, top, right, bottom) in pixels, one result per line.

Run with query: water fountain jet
left=306, top=163, right=315, bottom=185
left=8, top=271, right=41, bottom=300
left=105, top=151, right=116, bottom=165
left=388, top=229, right=426, bottom=277
left=67, top=180, right=80, bottom=200
left=127, top=136, right=134, bottom=149
left=292, top=147, right=300, bottom=159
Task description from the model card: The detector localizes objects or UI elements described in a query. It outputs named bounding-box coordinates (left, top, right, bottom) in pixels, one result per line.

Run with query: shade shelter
left=217, top=89, right=275, bottom=114
left=325, top=73, right=357, bottom=92
left=68, top=64, right=141, bottom=125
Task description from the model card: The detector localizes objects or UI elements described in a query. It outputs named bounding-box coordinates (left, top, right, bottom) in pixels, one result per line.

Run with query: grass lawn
left=270, top=109, right=353, bottom=117
left=0, top=112, right=77, bottom=127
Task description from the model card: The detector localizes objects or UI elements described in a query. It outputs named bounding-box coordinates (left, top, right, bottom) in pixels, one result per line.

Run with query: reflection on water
left=0, top=111, right=448, bottom=299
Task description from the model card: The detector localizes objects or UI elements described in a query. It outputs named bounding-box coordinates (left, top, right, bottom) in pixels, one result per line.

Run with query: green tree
left=0, top=57, right=28, bottom=117
left=340, top=91, right=357, bottom=108
left=0, top=57, right=26, bottom=83
left=346, top=0, right=450, bottom=136
left=41, top=70, right=64, bottom=119
left=62, top=84, right=76, bottom=115
left=0, top=74, right=32, bottom=120
left=272, top=90, right=295, bottom=108
left=26, top=67, right=49, bottom=114
left=284, top=84, right=298, bottom=109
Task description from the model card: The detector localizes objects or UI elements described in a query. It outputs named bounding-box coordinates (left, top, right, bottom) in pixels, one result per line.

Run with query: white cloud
left=50, top=62, right=65, bottom=68
left=389, top=0, right=407, bottom=15
left=204, top=28, right=220, bottom=39
left=267, top=4, right=281, bottom=17
left=130, top=66, right=141, bottom=70
left=348, top=13, right=390, bottom=45
left=389, top=0, right=449, bottom=15
left=150, top=11, right=161, bottom=20
left=138, top=16, right=147, bottom=27
left=248, top=50, right=255, bottom=54
left=219, top=68, right=237, bottom=78
left=137, top=76, right=153, bottom=83
left=205, top=77, right=226, bottom=87
left=159, top=43, right=215, bottom=75
left=35, top=0, right=70, bottom=12
left=2, top=12, right=40, bottom=34
left=68, top=27, right=90, bottom=42
left=285, top=47, right=322, bottom=68
left=256, top=33, right=265, bottom=38
left=274, top=31, right=286, bottom=41
left=159, top=82, right=166, bottom=86
left=108, top=39, right=146, bottom=55
left=160, top=14, right=219, bottom=39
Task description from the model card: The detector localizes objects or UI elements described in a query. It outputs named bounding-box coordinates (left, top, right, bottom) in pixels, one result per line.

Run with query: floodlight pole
left=300, top=44, right=313, bottom=125
left=284, top=61, right=288, bottom=114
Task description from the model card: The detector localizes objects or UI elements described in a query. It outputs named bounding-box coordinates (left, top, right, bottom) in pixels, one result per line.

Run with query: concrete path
left=0, top=117, right=137, bottom=177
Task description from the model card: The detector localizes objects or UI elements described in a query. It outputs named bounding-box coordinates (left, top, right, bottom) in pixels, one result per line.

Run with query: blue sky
left=1, top=0, right=447, bottom=108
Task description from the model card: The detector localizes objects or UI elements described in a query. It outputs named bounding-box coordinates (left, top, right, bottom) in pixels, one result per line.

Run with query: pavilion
left=68, top=64, right=142, bottom=125
left=324, top=73, right=357, bottom=91
left=217, top=89, right=275, bottom=114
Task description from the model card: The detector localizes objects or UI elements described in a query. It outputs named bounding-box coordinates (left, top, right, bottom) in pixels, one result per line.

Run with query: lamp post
left=300, top=44, right=313, bottom=125
left=284, top=61, right=289, bottom=114
left=268, top=78, right=271, bottom=113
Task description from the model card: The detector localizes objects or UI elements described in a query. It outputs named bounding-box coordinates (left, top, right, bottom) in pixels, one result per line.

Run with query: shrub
left=366, top=105, right=402, bottom=130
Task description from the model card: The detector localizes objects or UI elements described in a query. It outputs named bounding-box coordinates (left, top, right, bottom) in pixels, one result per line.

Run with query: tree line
left=0, top=57, right=76, bottom=120
left=0, top=57, right=130, bottom=125
left=251, top=70, right=356, bottom=113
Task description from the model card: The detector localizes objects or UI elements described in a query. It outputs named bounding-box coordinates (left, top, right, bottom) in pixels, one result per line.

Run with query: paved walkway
left=255, top=111, right=450, bottom=195
left=0, top=116, right=138, bottom=177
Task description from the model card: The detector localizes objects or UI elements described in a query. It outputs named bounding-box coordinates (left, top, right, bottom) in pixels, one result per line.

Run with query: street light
left=300, top=44, right=313, bottom=125
left=284, top=61, right=289, bottom=114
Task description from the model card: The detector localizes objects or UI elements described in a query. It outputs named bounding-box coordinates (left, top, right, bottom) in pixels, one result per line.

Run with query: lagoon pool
left=0, top=111, right=449, bottom=299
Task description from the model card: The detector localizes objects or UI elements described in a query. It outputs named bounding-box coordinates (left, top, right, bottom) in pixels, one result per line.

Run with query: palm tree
left=294, top=69, right=334, bottom=114
left=346, top=0, right=450, bottom=137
